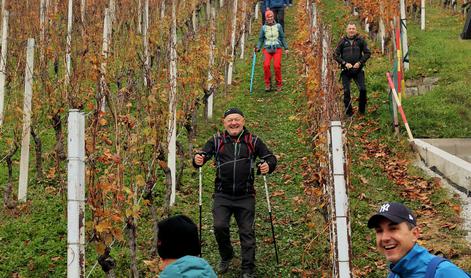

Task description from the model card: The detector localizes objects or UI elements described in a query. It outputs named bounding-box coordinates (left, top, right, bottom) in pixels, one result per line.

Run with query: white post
left=207, top=7, right=216, bottom=120
left=321, top=28, right=329, bottom=93
left=311, top=3, right=319, bottom=43
left=160, top=0, right=166, bottom=19
left=0, top=10, right=8, bottom=126
left=143, top=0, right=149, bottom=86
left=220, top=0, right=224, bottom=8
left=18, top=39, right=35, bottom=202
left=168, top=0, right=177, bottom=206
left=400, top=0, right=409, bottom=70
left=137, top=0, right=142, bottom=34
left=109, top=0, right=116, bottom=25
left=67, top=110, right=86, bottom=278
left=40, top=0, right=47, bottom=51
left=81, top=0, right=86, bottom=24
left=330, top=121, right=353, bottom=278
left=379, top=18, right=385, bottom=54
left=65, top=0, right=73, bottom=87
left=421, top=0, right=426, bottom=30
left=227, top=0, right=238, bottom=85
left=239, top=0, right=247, bottom=59
left=206, top=0, right=210, bottom=21
left=364, top=17, right=369, bottom=33
left=100, top=8, right=111, bottom=112
left=192, top=4, right=198, bottom=32
left=254, top=1, right=259, bottom=20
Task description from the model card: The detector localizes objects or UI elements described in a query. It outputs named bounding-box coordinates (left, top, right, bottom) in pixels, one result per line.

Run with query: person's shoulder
left=435, top=260, right=470, bottom=277
left=160, top=256, right=217, bottom=277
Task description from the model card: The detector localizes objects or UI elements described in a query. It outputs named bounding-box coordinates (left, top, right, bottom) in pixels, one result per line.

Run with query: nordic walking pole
left=260, top=168, right=279, bottom=265
left=198, top=166, right=202, bottom=255
left=249, top=51, right=257, bottom=94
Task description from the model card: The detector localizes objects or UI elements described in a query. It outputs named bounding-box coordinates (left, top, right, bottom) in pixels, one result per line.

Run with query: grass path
left=173, top=4, right=324, bottom=277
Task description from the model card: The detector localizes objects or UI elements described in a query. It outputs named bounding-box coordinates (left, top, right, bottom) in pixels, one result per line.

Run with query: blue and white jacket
left=256, top=23, right=288, bottom=50
left=387, top=244, right=469, bottom=277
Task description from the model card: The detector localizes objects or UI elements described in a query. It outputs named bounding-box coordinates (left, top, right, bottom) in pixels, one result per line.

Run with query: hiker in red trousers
left=255, top=10, right=289, bottom=92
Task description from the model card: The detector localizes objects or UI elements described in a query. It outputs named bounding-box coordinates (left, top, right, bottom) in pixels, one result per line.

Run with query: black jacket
left=334, top=34, right=371, bottom=69
left=193, top=128, right=277, bottom=196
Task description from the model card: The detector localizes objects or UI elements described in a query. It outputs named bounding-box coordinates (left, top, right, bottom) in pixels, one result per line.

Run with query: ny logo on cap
left=379, top=203, right=390, bottom=213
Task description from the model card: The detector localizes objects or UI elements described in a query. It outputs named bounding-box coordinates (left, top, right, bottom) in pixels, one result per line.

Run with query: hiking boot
left=219, top=258, right=232, bottom=274
left=265, top=86, right=271, bottom=92
left=241, top=272, right=256, bottom=278
left=276, top=86, right=282, bottom=92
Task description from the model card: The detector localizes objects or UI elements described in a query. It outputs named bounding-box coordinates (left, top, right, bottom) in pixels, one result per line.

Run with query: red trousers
left=262, top=48, right=283, bottom=88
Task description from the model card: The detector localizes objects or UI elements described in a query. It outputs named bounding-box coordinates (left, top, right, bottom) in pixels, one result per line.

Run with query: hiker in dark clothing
left=334, top=22, right=371, bottom=117
left=368, top=202, right=470, bottom=277
left=264, top=0, right=288, bottom=30
left=193, top=108, right=277, bottom=278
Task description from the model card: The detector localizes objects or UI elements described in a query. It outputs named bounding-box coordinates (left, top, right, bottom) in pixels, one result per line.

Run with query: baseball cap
left=223, top=107, right=244, bottom=118
left=367, top=202, right=417, bottom=228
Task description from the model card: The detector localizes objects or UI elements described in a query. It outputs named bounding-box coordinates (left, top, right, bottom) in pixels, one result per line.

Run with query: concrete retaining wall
left=414, top=139, right=471, bottom=194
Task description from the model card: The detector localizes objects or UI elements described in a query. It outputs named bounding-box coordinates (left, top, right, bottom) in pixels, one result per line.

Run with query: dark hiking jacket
left=334, top=34, right=371, bottom=69
left=193, top=128, right=277, bottom=196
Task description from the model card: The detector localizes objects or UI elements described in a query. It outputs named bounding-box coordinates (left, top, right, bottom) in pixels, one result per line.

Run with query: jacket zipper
left=232, top=141, right=238, bottom=194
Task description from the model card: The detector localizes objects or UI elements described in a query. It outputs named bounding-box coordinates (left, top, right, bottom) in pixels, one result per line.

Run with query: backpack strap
left=425, top=256, right=447, bottom=278
left=214, top=131, right=224, bottom=162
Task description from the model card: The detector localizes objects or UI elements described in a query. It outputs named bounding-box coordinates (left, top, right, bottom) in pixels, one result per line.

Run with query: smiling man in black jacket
left=334, top=22, right=371, bottom=117
left=193, top=108, right=277, bottom=278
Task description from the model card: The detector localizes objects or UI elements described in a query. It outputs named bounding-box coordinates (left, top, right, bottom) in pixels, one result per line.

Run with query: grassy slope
left=1, top=2, right=471, bottom=277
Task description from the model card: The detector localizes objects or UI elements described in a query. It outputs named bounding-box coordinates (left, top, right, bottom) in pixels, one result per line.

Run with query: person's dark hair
left=157, top=215, right=201, bottom=259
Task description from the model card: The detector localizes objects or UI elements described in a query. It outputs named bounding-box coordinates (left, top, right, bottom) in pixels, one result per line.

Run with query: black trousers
left=213, top=193, right=256, bottom=273
left=271, top=7, right=285, bottom=31
left=341, top=69, right=367, bottom=115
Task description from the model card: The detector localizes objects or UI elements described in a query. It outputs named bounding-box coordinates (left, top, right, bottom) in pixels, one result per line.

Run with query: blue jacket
left=388, top=244, right=469, bottom=277
left=264, top=0, right=288, bottom=9
left=160, top=256, right=217, bottom=278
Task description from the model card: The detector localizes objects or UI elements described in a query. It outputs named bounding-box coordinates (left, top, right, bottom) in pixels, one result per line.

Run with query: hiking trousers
left=262, top=48, right=283, bottom=89
left=271, top=7, right=285, bottom=31
left=341, top=69, right=367, bottom=115
left=213, top=193, right=256, bottom=273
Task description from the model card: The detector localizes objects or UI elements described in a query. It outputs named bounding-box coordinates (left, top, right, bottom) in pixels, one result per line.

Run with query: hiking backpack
left=213, top=131, right=257, bottom=162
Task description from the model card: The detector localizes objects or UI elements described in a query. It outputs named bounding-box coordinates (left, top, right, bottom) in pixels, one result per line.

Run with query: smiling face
left=223, top=114, right=245, bottom=136
left=346, top=23, right=357, bottom=38
left=374, top=218, right=419, bottom=264
left=266, top=12, right=275, bottom=24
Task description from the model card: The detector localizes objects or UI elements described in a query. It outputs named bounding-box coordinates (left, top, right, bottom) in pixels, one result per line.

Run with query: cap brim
left=367, top=213, right=406, bottom=228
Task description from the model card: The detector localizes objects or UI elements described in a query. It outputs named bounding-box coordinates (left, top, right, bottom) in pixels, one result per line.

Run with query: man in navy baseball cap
left=368, top=202, right=469, bottom=277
